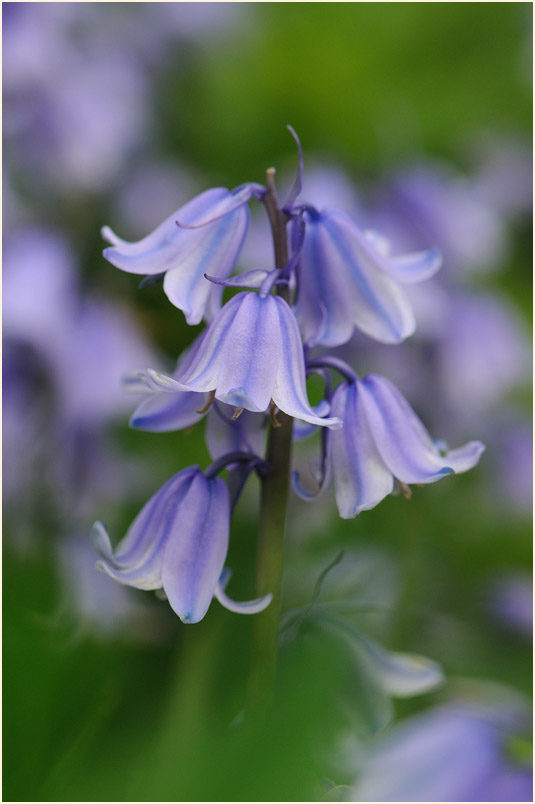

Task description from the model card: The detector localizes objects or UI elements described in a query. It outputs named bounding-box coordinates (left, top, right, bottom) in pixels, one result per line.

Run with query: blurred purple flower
left=3, top=227, right=154, bottom=517
left=489, top=418, right=533, bottom=516
left=57, top=537, right=165, bottom=641
left=371, top=160, right=509, bottom=276
left=436, top=292, right=531, bottom=421
left=488, top=571, right=533, bottom=638
left=352, top=702, right=533, bottom=802
left=3, top=3, right=148, bottom=194
left=472, top=133, right=532, bottom=220
left=93, top=467, right=271, bottom=623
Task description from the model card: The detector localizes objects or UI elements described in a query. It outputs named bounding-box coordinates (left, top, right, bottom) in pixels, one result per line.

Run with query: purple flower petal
left=162, top=205, right=248, bottom=324
left=294, top=213, right=357, bottom=347
left=360, top=374, right=485, bottom=484
left=172, top=292, right=246, bottom=393
left=102, top=188, right=232, bottom=264
left=130, top=389, right=209, bottom=431
left=94, top=467, right=198, bottom=589
left=320, top=209, right=417, bottom=344
left=204, top=268, right=270, bottom=289
left=102, top=187, right=251, bottom=324
left=385, top=247, right=442, bottom=283
left=292, top=399, right=332, bottom=440
left=272, top=295, right=342, bottom=429
left=214, top=293, right=282, bottom=411
left=214, top=569, right=272, bottom=615
left=329, top=382, right=394, bottom=517
left=173, top=291, right=341, bottom=429
left=161, top=472, right=230, bottom=623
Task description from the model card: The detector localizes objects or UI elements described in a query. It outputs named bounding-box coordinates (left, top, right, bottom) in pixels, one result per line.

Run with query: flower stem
left=246, top=169, right=294, bottom=717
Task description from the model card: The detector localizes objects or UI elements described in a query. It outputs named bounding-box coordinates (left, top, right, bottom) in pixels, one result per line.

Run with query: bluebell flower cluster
left=95, top=132, right=484, bottom=623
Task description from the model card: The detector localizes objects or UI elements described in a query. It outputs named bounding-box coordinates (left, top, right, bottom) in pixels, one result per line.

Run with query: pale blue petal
left=351, top=631, right=445, bottom=696
left=94, top=470, right=200, bottom=591
left=130, top=389, right=209, bottom=431
left=331, top=617, right=444, bottom=697
left=144, top=368, right=185, bottom=392
left=161, top=474, right=230, bottom=624
left=102, top=188, right=231, bottom=268
left=321, top=209, right=416, bottom=344
left=122, top=370, right=160, bottom=394
left=330, top=382, right=393, bottom=517
left=103, top=187, right=251, bottom=324
left=162, top=205, right=249, bottom=324
left=360, top=374, right=485, bottom=483
left=94, top=515, right=167, bottom=591
left=272, top=296, right=342, bottom=429
left=363, top=229, right=391, bottom=256
left=173, top=292, right=246, bottom=393
left=293, top=399, right=332, bottom=440
left=174, top=184, right=256, bottom=228
left=205, top=268, right=270, bottom=289
left=439, top=440, right=486, bottom=473
left=214, top=569, right=272, bottom=615
left=385, top=247, right=443, bottom=283
left=372, top=650, right=445, bottom=697
left=294, top=215, right=355, bottom=348
left=105, top=468, right=197, bottom=568
left=129, top=334, right=212, bottom=429
left=90, top=520, right=114, bottom=562
left=214, top=294, right=281, bottom=412
left=95, top=546, right=164, bottom=590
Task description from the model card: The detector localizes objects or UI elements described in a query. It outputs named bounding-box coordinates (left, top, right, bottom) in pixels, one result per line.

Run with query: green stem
left=246, top=168, right=293, bottom=717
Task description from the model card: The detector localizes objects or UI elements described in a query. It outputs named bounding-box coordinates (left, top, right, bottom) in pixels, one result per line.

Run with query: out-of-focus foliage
left=3, top=3, right=531, bottom=801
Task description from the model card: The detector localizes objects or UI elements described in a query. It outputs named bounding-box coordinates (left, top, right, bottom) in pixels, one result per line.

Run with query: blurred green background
left=3, top=3, right=532, bottom=801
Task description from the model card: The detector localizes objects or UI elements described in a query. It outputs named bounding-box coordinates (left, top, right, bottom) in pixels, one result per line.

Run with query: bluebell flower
left=293, top=206, right=441, bottom=347
left=92, top=466, right=271, bottom=623
left=295, top=372, right=484, bottom=518
left=141, top=291, right=342, bottom=429
left=102, top=185, right=261, bottom=324
left=352, top=701, right=533, bottom=802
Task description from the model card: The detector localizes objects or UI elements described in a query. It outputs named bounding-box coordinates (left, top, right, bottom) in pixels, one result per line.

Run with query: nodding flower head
left=143, top=291, right=342, bottom=430
left=299, top=373, right=484, bottom=519
left=102, top=185, right=260, bottom=325
left=293, top=207, right=442, bottom=347
left=92, top=466, right=271, bottom=623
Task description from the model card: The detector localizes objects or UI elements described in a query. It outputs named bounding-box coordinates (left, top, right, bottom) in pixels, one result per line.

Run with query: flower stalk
left=246, top=169, right=294, bottom=717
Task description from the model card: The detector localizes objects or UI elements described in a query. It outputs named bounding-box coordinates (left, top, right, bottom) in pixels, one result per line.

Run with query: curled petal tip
left=90, top=521, right=113, bottom=560
left=146, top=368, right=184, bottom=392
left=101, top=225, right=120, bottom=245
left=328, top=416, right=343, bottom=431
left=214, top=578, right=273, bottom=615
